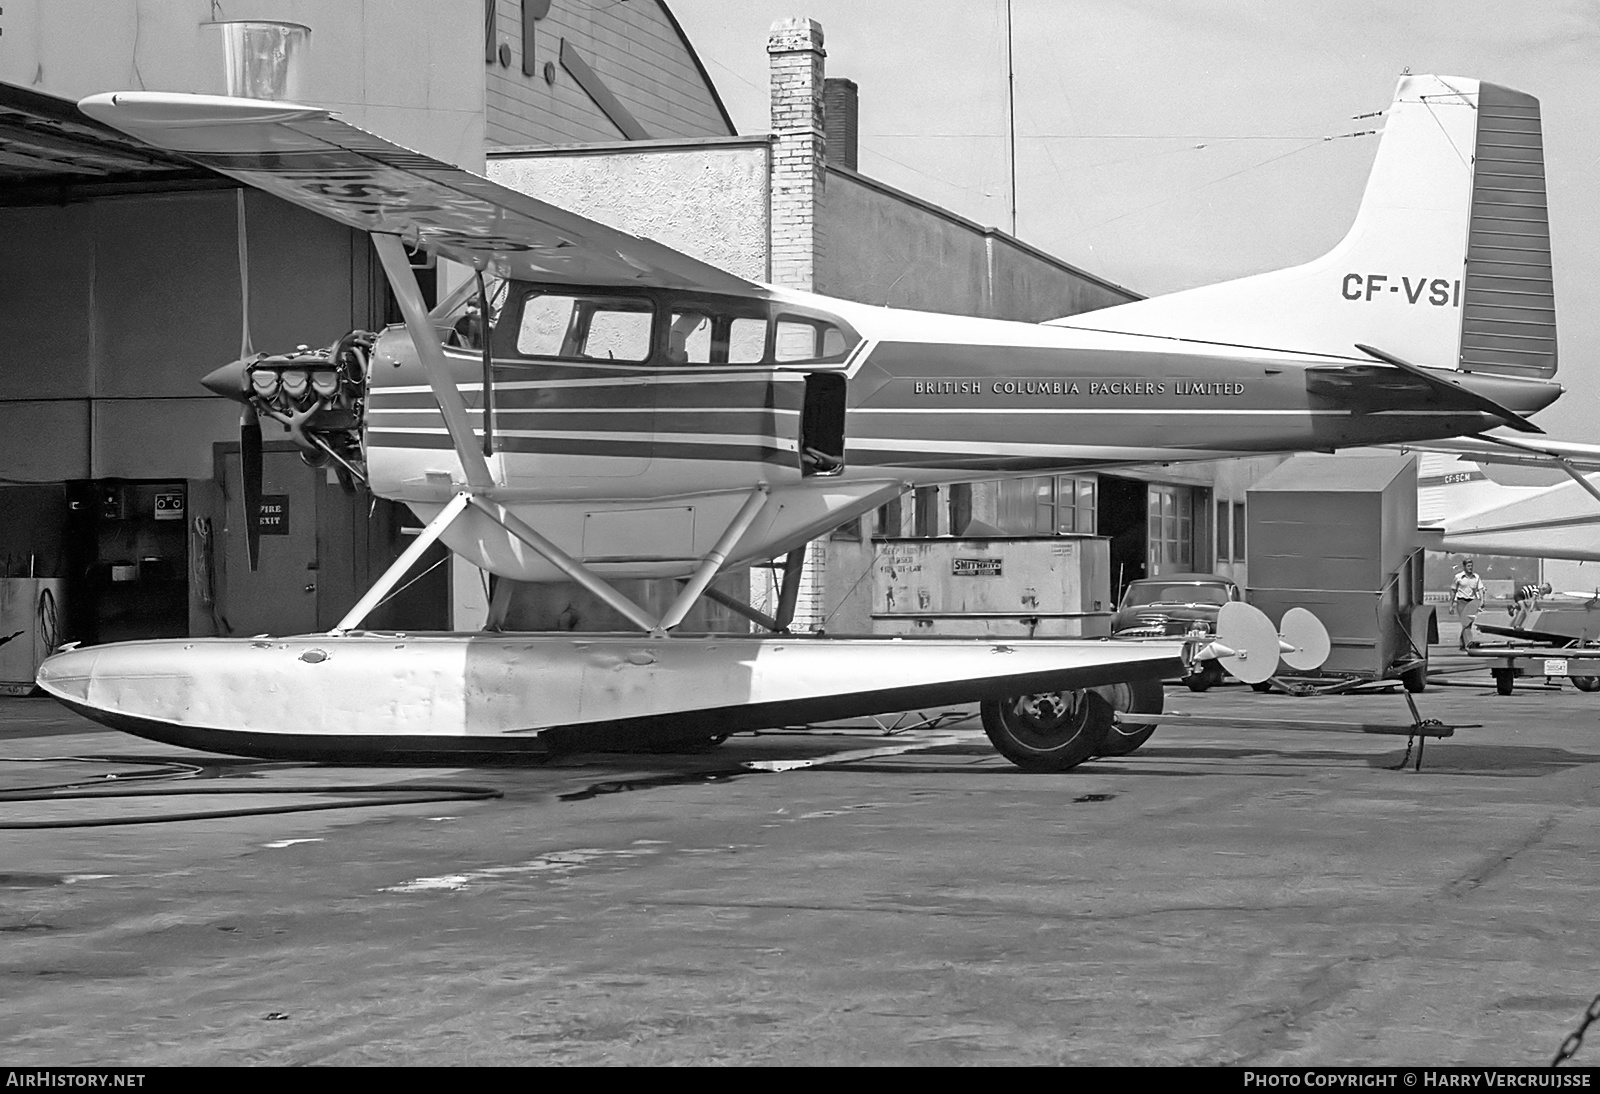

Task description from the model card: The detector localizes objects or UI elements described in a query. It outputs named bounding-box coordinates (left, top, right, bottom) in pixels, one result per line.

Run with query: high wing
left=1396, top=434, right=1600, bottom=561
left=1394, top=435, right=1600, bottom=476
left=75, top=92, right=762, bottom=296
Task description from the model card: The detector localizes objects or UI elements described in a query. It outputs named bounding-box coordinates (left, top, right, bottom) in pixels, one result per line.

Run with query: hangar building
left=0, top=1, right=1272, bottom=667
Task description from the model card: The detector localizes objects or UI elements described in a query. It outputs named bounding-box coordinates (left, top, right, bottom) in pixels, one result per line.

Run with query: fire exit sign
left=258, top=496, right=289, bottom=535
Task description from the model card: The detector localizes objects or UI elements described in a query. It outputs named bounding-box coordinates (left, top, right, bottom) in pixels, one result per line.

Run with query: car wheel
left=1402, top=663, right=1428, bottom=693
left=1493, top=668, right=1514, bottom=696
left=1093, top=678, right=1165, bottom=757
left=981, top=689, right=1103, bottom=772
left=1182, top=661, right=1223, bottom=692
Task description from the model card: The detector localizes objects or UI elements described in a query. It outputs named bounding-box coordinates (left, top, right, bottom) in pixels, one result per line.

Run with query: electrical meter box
left=870, top=536, right=1112, bottom=638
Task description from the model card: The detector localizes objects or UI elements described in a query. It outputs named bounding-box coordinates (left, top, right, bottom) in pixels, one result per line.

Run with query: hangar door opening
left=1099, top=476, right=1148, bottom=602
left=1099, top=477, right=1213, bottom=602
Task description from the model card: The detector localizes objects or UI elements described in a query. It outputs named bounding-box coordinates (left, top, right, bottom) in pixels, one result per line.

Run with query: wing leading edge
left=77, top=91, right=763, bottom=296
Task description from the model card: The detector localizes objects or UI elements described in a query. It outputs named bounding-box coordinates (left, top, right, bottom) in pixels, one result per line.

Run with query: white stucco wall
left=487, top=139, right=772, bottom=280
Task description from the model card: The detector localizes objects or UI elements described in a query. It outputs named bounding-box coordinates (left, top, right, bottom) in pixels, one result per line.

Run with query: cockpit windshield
left=430, top=272, right=509, bottom=351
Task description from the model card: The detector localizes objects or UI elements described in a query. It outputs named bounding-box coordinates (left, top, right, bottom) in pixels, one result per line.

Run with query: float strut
left=331, top=490, right=472, bottom=633
left=774, top=547, right=806, bottom=631
left=467, top=496, right=660, bottom=634
left=658, top=486, right=770, bottom=632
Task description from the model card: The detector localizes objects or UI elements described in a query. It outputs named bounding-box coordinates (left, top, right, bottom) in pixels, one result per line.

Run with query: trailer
left=1472, top=599, right=1600, bottom=693
left=1468, top=645, right=1600, bottom=695
left=1246, top=452, right=1436, bottom=693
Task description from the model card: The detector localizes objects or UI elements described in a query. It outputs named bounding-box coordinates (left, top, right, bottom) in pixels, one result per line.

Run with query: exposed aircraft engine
left=205, top=329, right=375, bottom=487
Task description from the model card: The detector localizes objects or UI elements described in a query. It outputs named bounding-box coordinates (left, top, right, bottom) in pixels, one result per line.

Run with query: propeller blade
left=240, top=404, right=264, bottom=572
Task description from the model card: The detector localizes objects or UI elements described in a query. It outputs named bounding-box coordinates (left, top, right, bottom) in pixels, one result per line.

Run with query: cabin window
left=775, top=316, right=854, bottom=363
left=728, top=317, right=768, bottom=364
left=667, top=311, right=714, bottom=364
left=584, top=307, right=652, bottom=361
left=775, top=320, right=818, bottom=362
left=496, top=284, right=859, bottom=366
left=512, top=292, right=655, bottom=362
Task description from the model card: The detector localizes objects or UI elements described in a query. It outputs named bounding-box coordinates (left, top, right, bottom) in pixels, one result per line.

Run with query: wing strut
left=1469, top=434, right=1600, bottom=509
left=330, top=490, right=473, bottom=634
left=658, top=486, right=770, bottom=631
left=467, top=499, right=662, bottom=633
left=371, top=233, right=496, bottom=490
left=331, top=486, right=775, bottom=636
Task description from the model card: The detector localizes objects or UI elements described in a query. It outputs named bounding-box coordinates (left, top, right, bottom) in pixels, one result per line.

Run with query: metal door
left=217, top=449, right=320, bottom=636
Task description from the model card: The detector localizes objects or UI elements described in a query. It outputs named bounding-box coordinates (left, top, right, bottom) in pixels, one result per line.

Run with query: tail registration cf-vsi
left=39, top=75, right=1562, bottom=770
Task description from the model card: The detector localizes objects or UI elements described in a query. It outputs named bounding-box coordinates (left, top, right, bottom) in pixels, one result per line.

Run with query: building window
left=1148, top=484, right=1194, bottom=574
left=995, top=475, right=1096, bottom=535
left=1216, top=499, right=1246, bottom=563
left=913, top=486, right=940, bottom=538
left=874, top=496, right=904, bottom=538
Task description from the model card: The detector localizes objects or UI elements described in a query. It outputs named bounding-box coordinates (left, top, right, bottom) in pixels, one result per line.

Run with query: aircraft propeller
left=201, top=352, right=267, bottom=571
left=228, top=190, right=265, bottom=571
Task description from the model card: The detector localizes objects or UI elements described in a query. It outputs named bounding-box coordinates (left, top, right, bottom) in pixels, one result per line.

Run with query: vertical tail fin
left=1052, top=75, right=1556, bottom=378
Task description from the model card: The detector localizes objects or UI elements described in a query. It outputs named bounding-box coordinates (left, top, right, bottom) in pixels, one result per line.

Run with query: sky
left=668, top=0, right=1600, bottom=439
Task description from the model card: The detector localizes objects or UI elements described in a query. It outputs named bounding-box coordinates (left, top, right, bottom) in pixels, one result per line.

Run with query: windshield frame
left=1119, top=581, right=1236, bottom=608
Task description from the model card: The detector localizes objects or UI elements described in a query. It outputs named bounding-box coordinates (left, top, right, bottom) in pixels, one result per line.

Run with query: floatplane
left=35, top=74, right=1563, bottom=770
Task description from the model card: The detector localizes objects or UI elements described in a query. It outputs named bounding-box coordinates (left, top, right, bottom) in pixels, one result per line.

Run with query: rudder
left=1051, top=75, right=1556, bottom=379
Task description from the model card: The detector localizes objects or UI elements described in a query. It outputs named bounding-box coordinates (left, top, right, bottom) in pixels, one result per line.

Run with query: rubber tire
left=981, top=688, right=1105, bottom=772
left=1093, top=678, right=1166, bottom=757
left=1493, top=668, right=1514, bottom=696
left=1571, top=676, right=1600, bottom=693
left=1250, top=680, right=1274, bottom=693
left=1183, top=662, right=1224, bottom=693
left=1402, top=664, right=1428, bottom=693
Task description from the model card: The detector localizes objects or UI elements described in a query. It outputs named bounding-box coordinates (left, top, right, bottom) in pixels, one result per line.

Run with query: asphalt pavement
left=2, top=649, right=1598, bottom=1066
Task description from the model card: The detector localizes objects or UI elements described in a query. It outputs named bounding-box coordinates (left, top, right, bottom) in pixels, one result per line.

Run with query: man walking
left=1451, top=558, right=1487, bottom=650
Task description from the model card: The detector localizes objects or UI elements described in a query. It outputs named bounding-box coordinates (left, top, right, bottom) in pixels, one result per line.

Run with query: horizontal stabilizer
left=1353, top=344, right=1542, bottom=432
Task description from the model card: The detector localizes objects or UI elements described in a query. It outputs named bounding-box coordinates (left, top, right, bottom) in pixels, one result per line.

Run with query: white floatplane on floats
left=35, top=74, right=1563, bottom=770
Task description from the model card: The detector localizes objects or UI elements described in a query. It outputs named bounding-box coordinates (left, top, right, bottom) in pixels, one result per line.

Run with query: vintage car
left=1112, top=574, right=1245, bottom=691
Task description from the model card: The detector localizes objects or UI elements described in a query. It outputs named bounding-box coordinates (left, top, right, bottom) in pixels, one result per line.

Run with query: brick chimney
left=767, top=17, right=825, bottom=291
left=823, top=77, right=858, bottom=172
